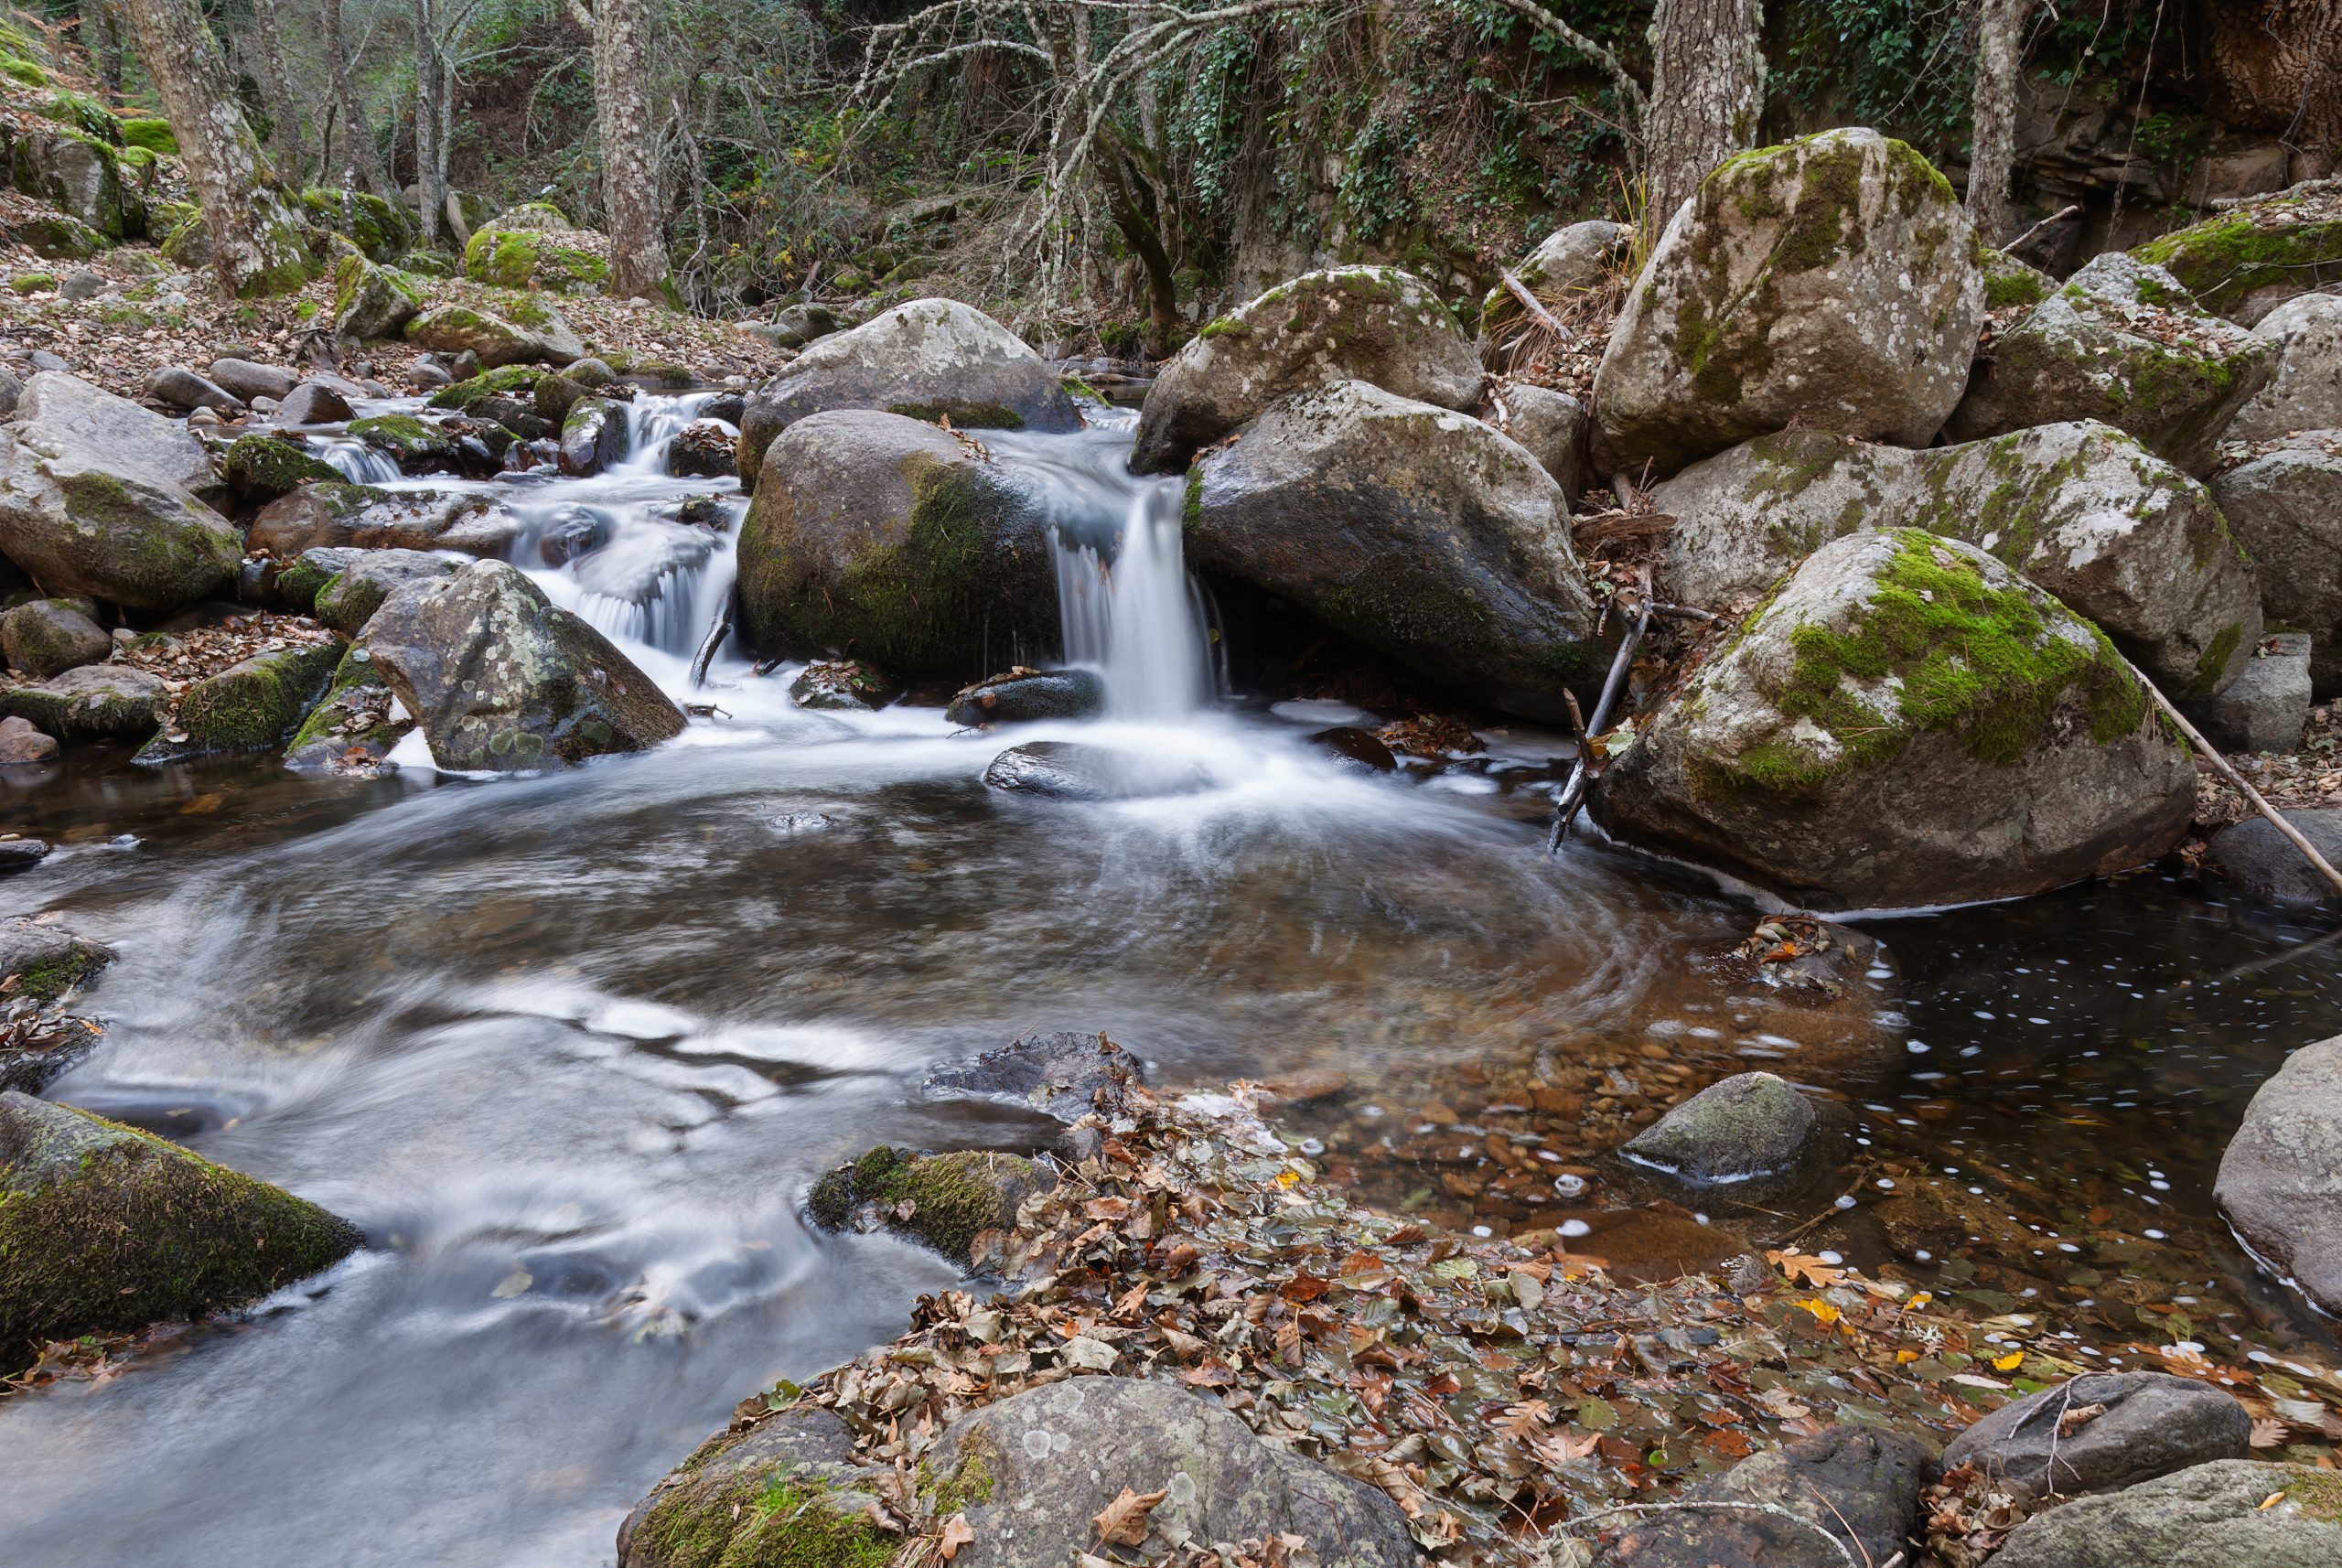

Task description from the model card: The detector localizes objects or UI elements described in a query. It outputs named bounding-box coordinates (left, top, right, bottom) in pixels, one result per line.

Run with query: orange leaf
left=1091, top=1487, right=1169, bottom=1547
left=938, top=1514, right=974, bottom=1562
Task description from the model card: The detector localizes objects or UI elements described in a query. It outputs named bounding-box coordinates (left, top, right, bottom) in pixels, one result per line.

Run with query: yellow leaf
left=1993, top=1351, right=2026, bottom=1371
left=1797, top=1297, right=1841, bottom=1326
left=1275, top=1169, right=1300, bottom=1189
left=1896, top=1349, right=1919, bottom=1364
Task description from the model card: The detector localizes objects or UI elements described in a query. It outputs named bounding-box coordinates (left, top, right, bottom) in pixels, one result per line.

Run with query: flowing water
left=2, top=397, right=2338, bottom=1565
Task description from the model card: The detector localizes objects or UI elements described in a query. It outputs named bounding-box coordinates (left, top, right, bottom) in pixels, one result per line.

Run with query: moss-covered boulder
left=0, top=663, right=167, bottom=739
left=787, top=659, right=900, bottom=712
left=736, top=409, right=1060, bottom=679
left=0, top=918, right=111, bottom=1002
left=426, top=364, right=546, bottom=413
left=1130, top=265, right=1483, bottom=473
left=1616, top=1070, right=1852, bottom=1204
left=2229, top=292, right=2342, bottom=441
left=12, top=370, right=221, bottom=500
left=299, top=188, right=411, bottom=263
left=1979, top=245, right=2055, bottom=314
left=1592, top=128, right=1984, bottom=478
left=1987, top=1460, right=2342, bottom=1568
left=403, top=303, right=546, bottom=370
left=285, top=642, right=414, bottom=770
left=737, top=298, right=1080, bottom=488
left=222, top=435, right=340, bottom=505
left=617, top=1405, right=890, bottom=1568
left=312, top=548, right=460, bottom=636
left=2209, top=440, right=2342, bottom=697
left=1590, top=530, right=2195, bottom=910
left=332, top=252, right=425, bottom=343
left=557, top=397, right=629, bottom=477
left=268, top=547, right=363, bottom=612
left=249, top=483, right=521, bottom=559
left=2133, top=189, right=2342, bottom=326
left=7, top=211, right=101, bottom=260
left=462, top=219, right=611, bottom=293
left=1948, top=253, right=2274, bottom=478
left=119, top=118, right=176, bottom=156
left=1187, top=379, right=1598, bottom=722
left=349, top=413, right=460, bottom=474
left=0, top=118, right=143, bottom=243
left=2, top=597, right=109, bottom=677
left=1653, top=421, right=2261, bottom=698
left=364, top=559, right=685, bottom=770
left=805, top=1144, right=1038, bottom=1262
left=134, top=640, right=343, bottom=761
left=0, top=1090, right=364, bottom=1373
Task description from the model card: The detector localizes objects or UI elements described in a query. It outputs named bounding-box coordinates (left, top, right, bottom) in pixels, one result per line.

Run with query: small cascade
left=614, top=391, right=724, bottom=477
left=313, top=438, right=403, bottom=485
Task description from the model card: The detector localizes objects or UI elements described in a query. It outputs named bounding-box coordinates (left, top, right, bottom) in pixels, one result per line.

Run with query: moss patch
left=224, top=435, right=339, bottom=502
left=805, top=1144, right=1036, bottom=1262
left=628, top=1470, right=893, bottom=1568
left=138, top=642, right=343, bottom=760
left=2134, top=206, right=2342, bottom=318
left=119, top=118, right=177, bottom=156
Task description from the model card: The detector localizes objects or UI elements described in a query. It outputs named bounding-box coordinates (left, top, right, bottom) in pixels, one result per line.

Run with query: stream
left=1, top=397, right=2338, bottom=1566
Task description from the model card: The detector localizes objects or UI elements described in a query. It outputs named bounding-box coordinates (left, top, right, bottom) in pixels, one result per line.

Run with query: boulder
left=1592, top=1425, right=1933, bottom=1568
left=1616, top=1071, right=1852, bottom=1204
left=736, top=410, right=1059, bottom=679
left=0, top=663, right=167, bottom=739
left=501, top=296, right=586, bottom=365
left=331, top=252, right=424, bottom=343
left=1131, top=265, right=1483, bottom=473
left=1590, top=531, right=2195, bottom=911
left=532, top=372, right=589, bottom=424
left=144, top=366, right=242, bottom=415
left=2208, top=441, right=2342, bottom=695
left=364, top=559, right=685, bottom=770
left=618, top=1406, right=882, bottom=1568
left=0, top=837, right=46, bottom=875
left=1947, top=254, right=2274, bottom=477
left=221, top=434, right=339, bottom=505
left=2228, top=293, right=2342, bottom=440
left=0, top=427, right=239, bottom=612
left=1988, top=1460, right=2342, bottom=1568
left=923, top=1030, right=1143, bottom=1124
left=2133, top=188, right=2342, bottom=323
left=534, top=507, right=611, bottom=567
left=312, top=549, right=462, bottom=635
left=2184, top=631, right=2311, bottom=753
left=1592, top=128, right=1983, bottom=478
left=249, top=483, right=521, bottom=559
left=919, top=1379, right=1416, bottom=1568
left=1477, top=218, right=1628, bottom=346
left=403, top=303, right=547, bottom=369
left=0, top=1090, right=364, bottom=1373
left=461, top=218, right=611, bottom=293
left=759, top=301, right=842, bottom=349
left=663, top=420, right=732, bottom=478
left=284, top=643, right=414, bottom=771
left=0, top=714, right=58, bottom=763
left=1186, top=380, right=1597, bottom=721
left=2, top=597, right=108, bottom=677
left=2207, top=810, right=2342, bottom=908
left=275, top=381, right=356, bottom=427
left=0, top=918, right=111, bottom=1001
left=2217, top=1033, right=2342, bottom=1316
left=1653, top=422, right=2261, bottom=698
left=268, top=547, right=367, bottom=612
left=1939, top=1372, right=2251, bottom=1501
left=944, top=667, right=1104, bottom=726
left=12, top=371, right=220, bottom=501
left=736, top=298, right=1080, bottom=486
left=804, top=1144, right=1038, bottom=1262
left=983, top=739, right=1211, bottom=800
left=558, top=397, right=629, bottom=477
left=787, top=658, right=899, bottom=712
left=348, top=413, right=460, bottom=474
left=1309, top=725, right=1398, bottom=772
left=207, top=359, right=296, bottom=404
left=298, top=187, right=411, bottom=262
left=1491, top=382, right=1589, bottom=499
left=0, top=121, right=143, bottom=242
left=134, top=641, right=343, bottom=761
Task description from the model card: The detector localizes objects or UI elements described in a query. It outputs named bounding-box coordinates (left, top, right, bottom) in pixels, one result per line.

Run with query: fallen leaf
left=2250, top=1416, right=2288, bottom=1449
left=2056, top=1402, right=2106, bottom=1437
left=1092, top=1486, right=1168, bottom=1547
left=938, top=1513, right=974, bottom=1561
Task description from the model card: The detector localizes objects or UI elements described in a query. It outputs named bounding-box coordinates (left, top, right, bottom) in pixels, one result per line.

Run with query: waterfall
left=614, top=391, right=723, bottom=477
left=314, top=439, right=403, bottom=485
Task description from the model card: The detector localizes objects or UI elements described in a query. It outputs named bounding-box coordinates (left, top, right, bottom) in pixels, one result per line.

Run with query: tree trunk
left=324, top=0, right=392, bottom=198
left=1641, top=0, right=1767, bottom=237
left=2202, top=1, right=2342, bottom=155
left=1967, top=0, right=2026, bottom=242
left=116, top=0, right=312, bottom=295
left=249, top=0, right=306, bottom=184
left=81, top=0, right=125, bottom=97
left=592, top=0, right=671, bottom=296
left=1096, top=137, right=1179, bottom=356
left=413, top=0, right=445, bottom=245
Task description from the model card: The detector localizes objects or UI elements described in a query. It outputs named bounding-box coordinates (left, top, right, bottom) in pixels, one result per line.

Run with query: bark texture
left=323, top=0, right=392, bottom=198
left=248, top=0, right=306, bottom=183
left=1968, top=0, right=2026, bottom=242
left=2204, top=1, right=2342, bottom=154
left=592, top=0, right=672, bottom=298
left=1642, top=0, right=1767, bottom=234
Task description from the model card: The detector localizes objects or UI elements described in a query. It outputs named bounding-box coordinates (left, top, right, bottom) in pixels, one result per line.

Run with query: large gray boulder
left=249, top=483, right=522, bottom=559
left=1591, top=531, right=2194, bottom=910
left=1131, top=265, right=1483, bottom=472
left=2210, top=440, right=2342, bottom=695
left=1592, top=128, right=1983, bottom=478
left=1593, top=1425, right=1934, bottom=1568
left=1187, top=379, right=1597, bottom=721
left=1617, top=1071, right=1850, bottom=1204
left=2206, top=809, right=2342, bottom=907
left=365, top=559, right=685, bottom=771
left=2, top=597, right=109, bottom=678
left=1655, top=422, right=2261, bottom=698
left=331, top=252, right=424, bottom=343
left=0, top=1090, right=363, bottom=1374
left=12, top=372, right=219, bottom=500
left=2217, top=1034, right=2342, bottom=1316
left=1939, top=1372, right=2252, bottom=1501
left=2229, top=293, right=2342, bottom=440
left=311, top=549, right=463, bottom=636
left=1477, top=218, right=1628, bottom=349
left=736, top=299, right=1080, bottom=487
left=0, top=662, right=168, bottom=739
left=1947, top=253, right=2274, bottom=477
left=735, top=409, right=1059, bottom=679
left=403, top=303, right=554, bottom=369
left=2184, top=631, right=2311, bottom=753
left=1988, top=1461, right=2342, bottom=1568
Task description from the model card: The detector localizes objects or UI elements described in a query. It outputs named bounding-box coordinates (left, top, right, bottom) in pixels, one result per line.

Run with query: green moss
left=427, top=365, right=545, bottom=410
left=1980, top=248, right=2051, bottom=311
left=0, top=56, right=43, bottom=87
left=919, top=1438, right=998, bottom=1514
left=1182, top=467, right=1204, bottom=534
left=1060, top=375, right=1106, bottom=403
left=349, top=413, right=453, bottom=464
left=883, top=401, right=1023, bottom=428
left=300, top=188, right=410, bottom=262
left=137, top=642, right=343, bottom=760
left=629, top=1471, right=893, bottom=1568
left=2192, top=620, right=2245, bottom=701
left=9, top=273, right=53, bottom=295
left=1199, top=315, right=1251, bottom=339
left=2134, top=207, right=2342, bottom=317
left=40, top=89, right=118, bottom=144
left=464, top=225, right=610, bottom=292
left=224, top=435, right=339, bottom=500
left=119, top=118, right=177, bottom=156
left=804, top=1144, right=1033, bottom=1262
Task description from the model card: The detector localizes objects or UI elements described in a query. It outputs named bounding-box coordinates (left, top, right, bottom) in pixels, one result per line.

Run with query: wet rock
left=1593, top=128, right=1983, bottom=478
left=221, top=434, right=339, bottom=505
left=365, top=558, right=686, bottom=770
left=274, top=381, right=355, bottom=426
left=0, top=663, right=168, bottom=740
left=1131, top=265, right=1483, bottom=473
left=1187, top=379, right=1597, bottom=722
left=469, top=394, right=552, bottom=443
left=924, top=1030, right=1144, bottom=1123
left=144, top=365, right=242, bottom=415
left=1590, top=531, right=2194, bottom=911
left=1592, top=1424, right=1933, bottom=1568
left=349, top=413, right=460, bottom=474
left=134, top=641, right=344, bottom=762
left=330, top=252, right=424, bottom=343
left=1988, top=1460, right=2342, bottom=1568
left=1491, top=382, right=1588, bottom=499
left=788, top=659, right=900, bottom=712
left=1308, top=725, right=1397, bottom=772
left=531, top=371, right=588, bottom=424
left=313, top=550, right=462, bottom=636
left=1655, top=422, right=2261, bottom=698
left=765, top=301, right=843, bottom=349
left=617, top=1405, right=879, bottom=1568
left=736, top=298, right=1080, bottom=486
left=1947, top=254, right=2274, bottom=478
left=426, top=366, right=547, bottom=414
left=0, top=837, right=47, bottom=875
left=0, top=714, right=59, bottom=763
left=557, top=397, right=629, bottom=477
left=2217, top=1032, right=2342, bottom=1315
left=945, top=667, right=1104, bottom=726
left=983, top=740, right=1211, bottom=800
left=1477, top=218, right=1628, bottom=348
left=0, top=918, right=110, bottom=1001
left=1940, top=1372, right=2251, bottom=1501
left=2206, top=810, right=2342, bottom=908
left=2, top=598, right=109, bottom=677
left=285, top=643, right=414, bottom=770
left=403, top=303, right=547, bottom=370
left=0, top=1090, right=364, bottom=1374
left=249, top=483, right=521, bottom=558
left=2183, top=632, right=2311, bottom=753
left=663, top=419, right=732, bottom=478
left=207, top=359, right=296, bottom=404
left=923, top=1378, right=1416, bottom=1568
left=535, top=507, right=612, bottom=568
left=2229, top=293, right=2342, bottom=440
left=805, top=1144, right=1038, bottom=1262
left=267, top=547, right=365, bottom=613
left=2208, top=442, right=2342, bottom=696
left=1617, top=1070, right=1852, bottom=1203
left=736, top=410, right=1058, bottom=679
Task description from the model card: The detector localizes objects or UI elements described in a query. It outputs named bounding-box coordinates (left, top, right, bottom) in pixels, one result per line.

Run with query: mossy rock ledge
left=1589, top=529, right=2196, bottom=911
left=805, top=1144, right=1038, bottom=1262
left=0, top=1090, right=363, bottom=1373
left=134, top=640, right=344, bottom=762
left=2133, top=190, right=2342, bottom=326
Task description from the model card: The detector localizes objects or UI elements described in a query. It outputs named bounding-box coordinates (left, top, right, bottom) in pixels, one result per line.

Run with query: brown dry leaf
left=2250, top=1417, right=2288, bottom=1449
left=937, top=1513, right=974, bottom=1561
left=1091, top=1487, right=1169, bottom=1547
left=2056, top=1402, right=2107, bottom=1437
left=1765, top=1250, right=1848, bottom=1288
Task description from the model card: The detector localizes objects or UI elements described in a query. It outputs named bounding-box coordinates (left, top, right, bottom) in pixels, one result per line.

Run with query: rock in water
left=0, top=663, right=169, bottom=740
left=249, top=483, right=521, bottom=558
left=365, top=559, right=686, bottom=771
left=1130, top=265, right=1483, bottom=472
left=618, top=1406, right=882, bottom=1568
left=0, top=918, right=111, bottom=1000
left=1617, top=1071, right=1851, bottom=1203
left=924, top=1030, right=1144, bottom=1123
left=1947, top=253, right=2273, bottom=477
left=0, top=714, right=59, bottom=763
left=285, top=643, right=414, bottom=771
left=2210, top=442, right=2342, bottom=696
left=558, top=397, right=630, bottom=477
left=663, top=420, right=733, bottom=478
left=2229, top=293, right=2342, bottom=440
left=1939, top=1372, right=2251, bottom=1501
left=275, top=381, right=357, bottom=425
left=1186, top=379, right=1597, bottom=721
left=312, top=549, right=464, bottom=636
left=735, top=410, right=1058, bottom=679
left=134, top=642, right=343, bottom=762
left=1987, top=1461, right=2342, bottom=1568
left=983, top=740, right=1211, bottom=800
left=1592, top=128, right=1983, bottom=478
left=804, top=1144, right=1038, bottom=1262
left=0, top=1090, right=363, bottom=1373
left=736, top=298, right=1080, bottom=486
left=1590, top=531, right=2194, bottom=911
left=220, top=435, right=340, bottom=506
left=1654, top=422, right=2261, bottom=698
left=2206, top=810, right=2342, bottom=907
left=944, top=667, right=1104, bottom=726
left=2217, top=1034, right=2342, bottom=1316
left=787, top=659, right=900, bottom=712
left=1593, top=1425, right=1933, bottom=1568
left=2, top=598, right=110, bottom=678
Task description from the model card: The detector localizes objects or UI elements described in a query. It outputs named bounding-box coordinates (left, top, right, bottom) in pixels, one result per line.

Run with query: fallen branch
left=1548, top=574, right=1655, bottom=852
left=690, top=598, right=734, bottom=689
left=1498, top=267, right=1574, bottom=345
left=2001, top=203, right=2081, bottom=261
left=2137, top=665, right=2342, bottom=898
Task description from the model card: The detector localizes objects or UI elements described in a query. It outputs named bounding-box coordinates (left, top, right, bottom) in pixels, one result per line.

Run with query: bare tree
left=324, top=0, right=393, bottom=198
left=586, top=0, right=673, bottom=297
left=411, top=0, right=496, bottom=245
left=249, top=0, right=308, bottom=183
left=1641, top=0, right=1766, bottom=233
left=1966, top=0, right=2026, bottom=242
left=116, top=0, right=314, bottom=295
left=80, top=0, right=125, bottom=97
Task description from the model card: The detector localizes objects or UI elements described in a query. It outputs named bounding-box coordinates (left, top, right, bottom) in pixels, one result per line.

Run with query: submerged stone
left=1616, top=1070, right=1851, bottom=1204
left=804, top=1144, right=1038, bottom=1262
left=983, top=740, right=1211, bottom=801
left=944, top=667, right=1104, bottom=726
left=2217, top=1032, right=2342, bottom=1316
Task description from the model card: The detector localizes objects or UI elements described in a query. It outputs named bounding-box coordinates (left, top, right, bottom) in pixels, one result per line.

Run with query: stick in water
left=2135, top=662, right=2342, bottom=898
left=1548, top=581, right=1653, bottom=852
